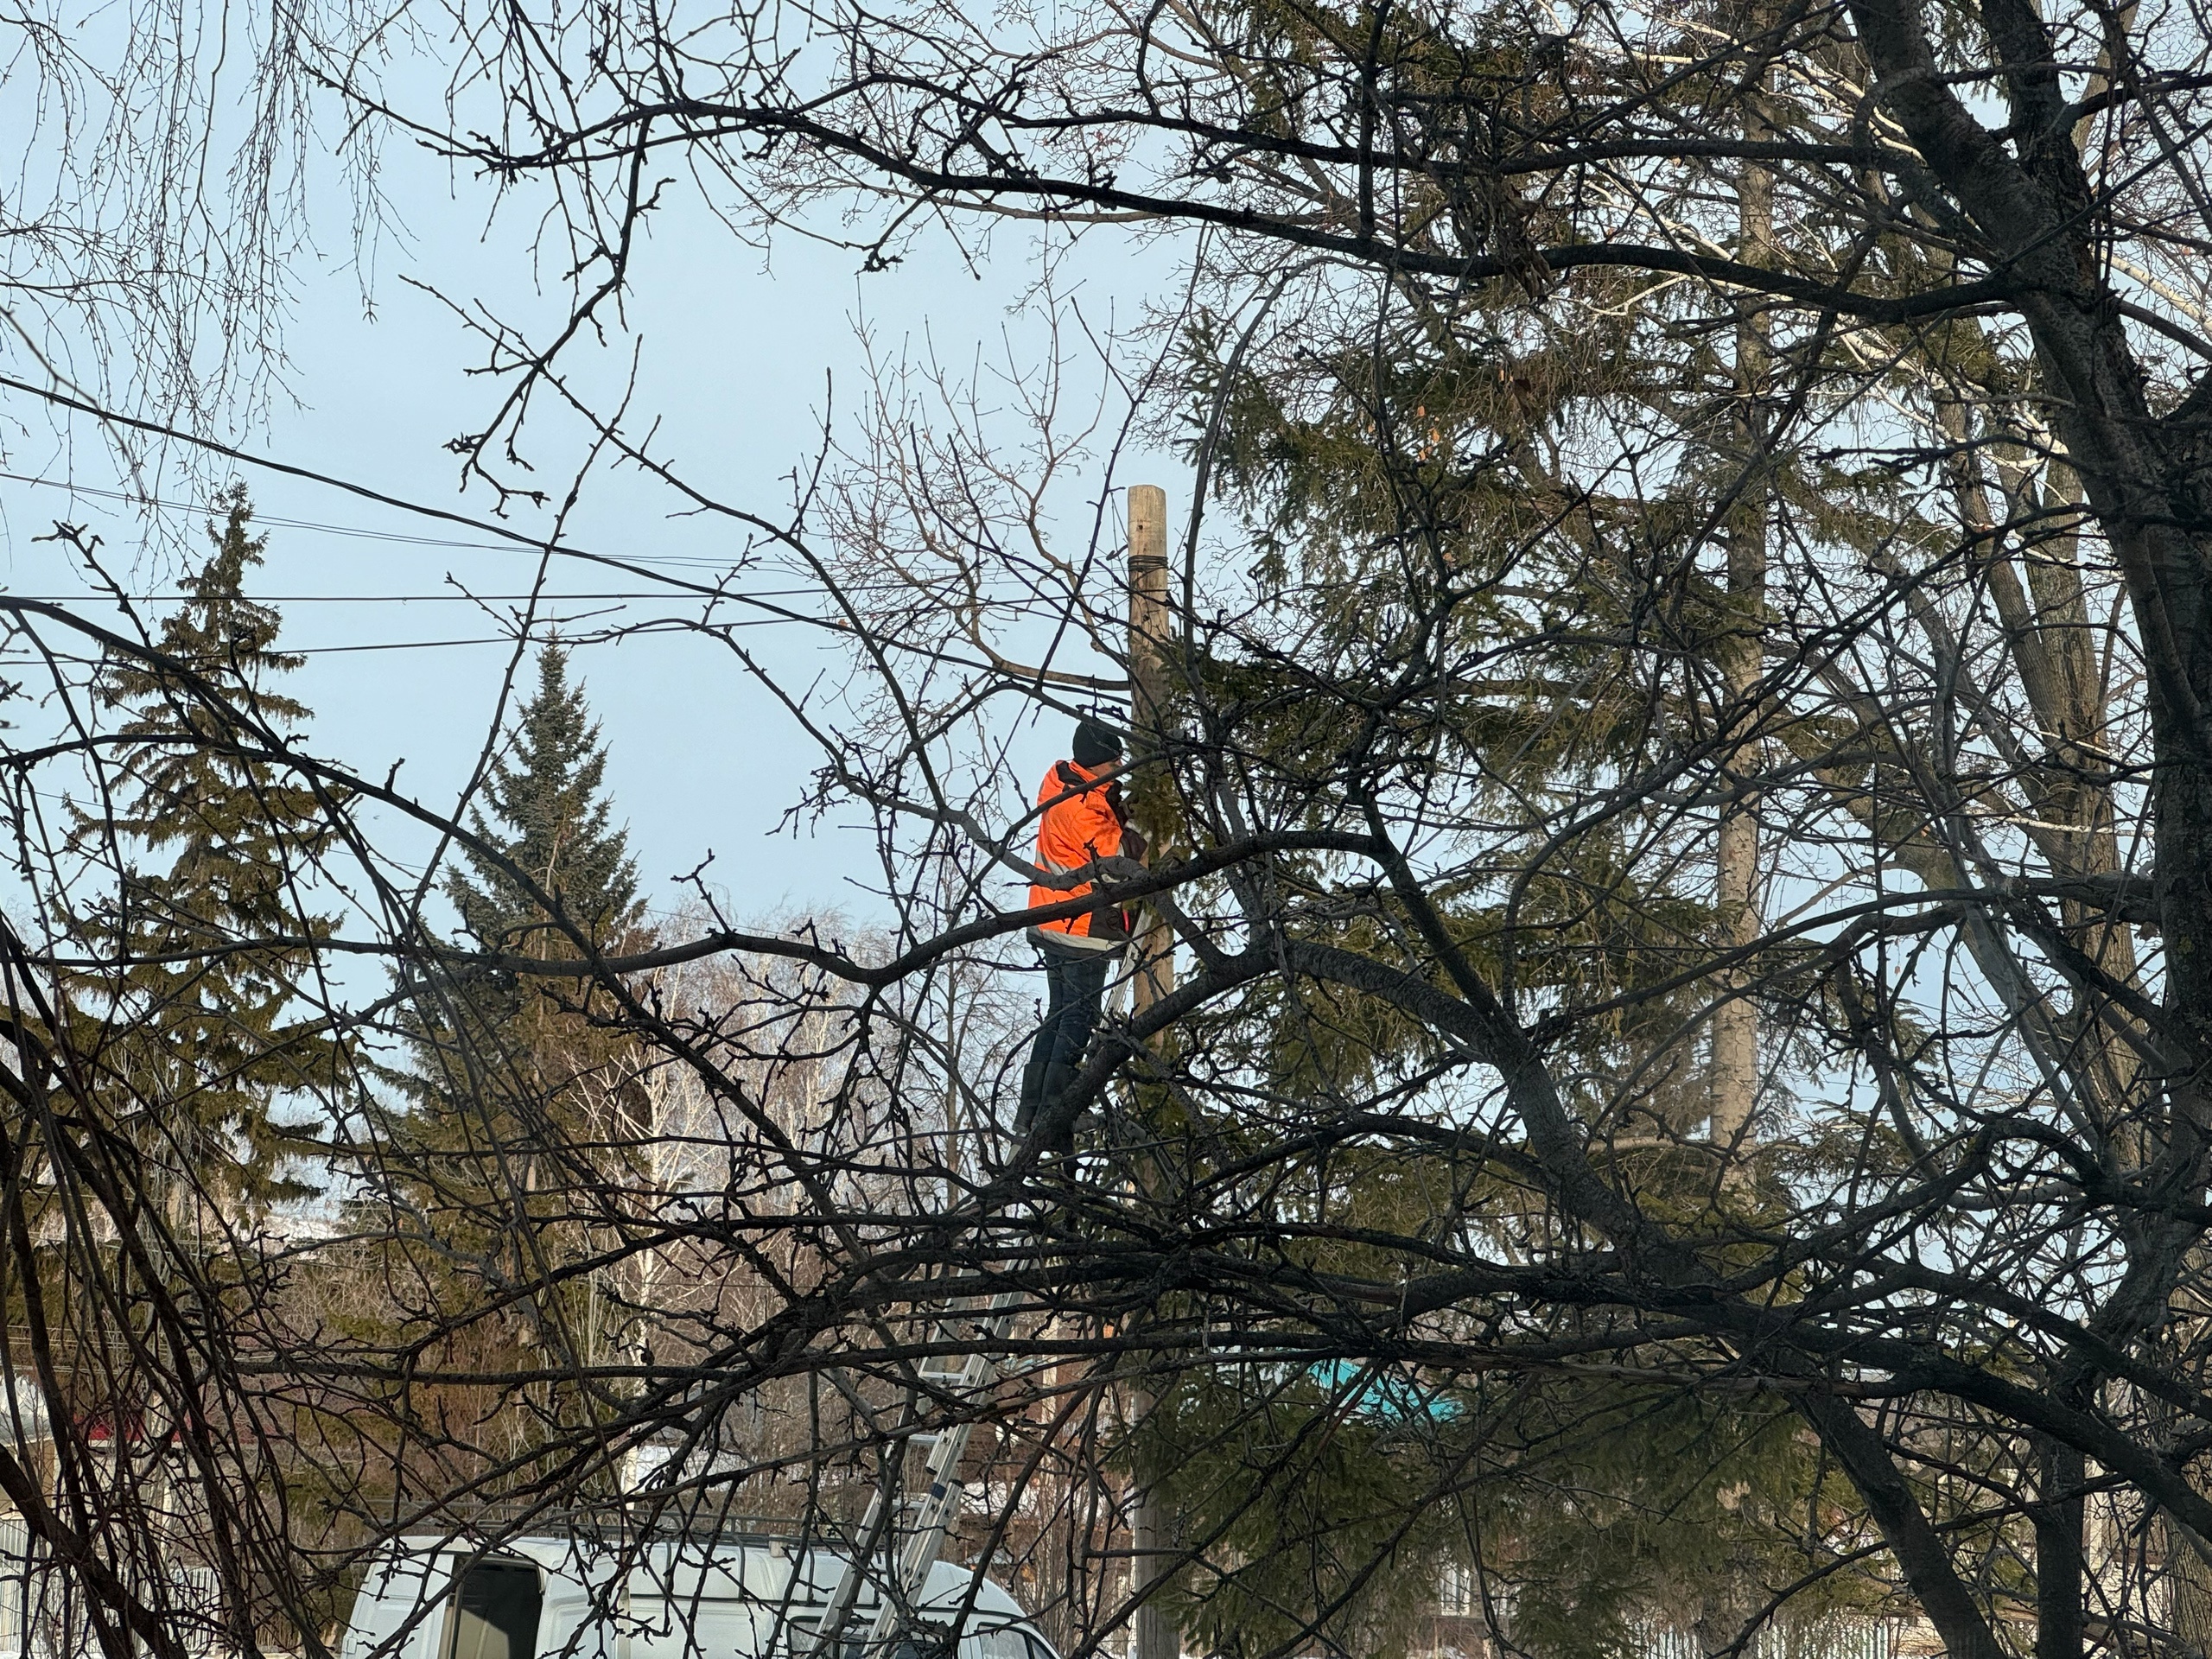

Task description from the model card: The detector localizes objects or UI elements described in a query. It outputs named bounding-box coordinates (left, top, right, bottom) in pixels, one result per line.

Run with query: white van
left=338, top=1537, right=1057, bottom=1659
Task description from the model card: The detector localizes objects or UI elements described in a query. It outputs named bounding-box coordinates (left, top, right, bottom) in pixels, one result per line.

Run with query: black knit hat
left=1072, top=717, right=1123, bottom=768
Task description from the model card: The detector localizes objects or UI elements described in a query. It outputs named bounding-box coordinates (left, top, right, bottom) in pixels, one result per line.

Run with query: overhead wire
left=0, top=614, right=799, bottom=661
left=1, top=468, right=729, bottom=565
left=0, top=374, right=1125, bottom=689
left=3, top=469, right=908, bottom=592
left=0, top=592, right=818, bottom=604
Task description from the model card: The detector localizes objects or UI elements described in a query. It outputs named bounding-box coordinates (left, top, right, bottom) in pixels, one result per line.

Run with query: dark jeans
left=1017, top=937, right=1114, bottom=1150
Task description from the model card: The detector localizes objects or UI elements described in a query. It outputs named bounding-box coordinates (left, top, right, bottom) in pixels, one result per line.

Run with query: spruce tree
left=394, top=641, right=647, bottom=1376
left=63, top=481, right=340, bottom=1211
left=448, top=641, right=640, bottom=955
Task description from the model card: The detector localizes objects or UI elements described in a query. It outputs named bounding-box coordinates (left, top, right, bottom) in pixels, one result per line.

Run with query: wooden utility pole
left=1124, top=484, right=1178, bottom=1659
left=1126, top=485, right=1175, bottom=1016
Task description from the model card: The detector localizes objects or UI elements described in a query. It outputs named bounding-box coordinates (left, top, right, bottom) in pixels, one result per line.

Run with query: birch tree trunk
left=1711, top=19, right=1772, bottom=1149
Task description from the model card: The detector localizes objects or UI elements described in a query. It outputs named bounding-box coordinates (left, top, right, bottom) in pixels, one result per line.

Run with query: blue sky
left=0, top=113, right=1194, bottom=937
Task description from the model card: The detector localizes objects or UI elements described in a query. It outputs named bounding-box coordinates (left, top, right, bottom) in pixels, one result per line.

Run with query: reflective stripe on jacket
left=1026, top=760, right=1128, bottom=951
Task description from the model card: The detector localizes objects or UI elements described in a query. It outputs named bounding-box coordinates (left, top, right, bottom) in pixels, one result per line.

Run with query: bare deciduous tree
left=22, top=3, right=2212, bottom=1659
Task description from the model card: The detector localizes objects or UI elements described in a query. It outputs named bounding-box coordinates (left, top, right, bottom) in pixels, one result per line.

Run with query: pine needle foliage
left=387, top=640, right=651, bottom=1387
left=449, top=639, right=641, bottom=955
left=60, top=481, right=341, bottom=1211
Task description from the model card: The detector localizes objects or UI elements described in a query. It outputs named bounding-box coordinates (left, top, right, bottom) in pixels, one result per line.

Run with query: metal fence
left=1630, top=1621, right=1899, bottom=1659
left=0, top=1516, right=221, bottom=1659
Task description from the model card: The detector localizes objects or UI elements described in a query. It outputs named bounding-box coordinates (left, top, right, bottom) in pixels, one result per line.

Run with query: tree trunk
left=1711, top=26, right=1771, bottom=1149
left=2173, top=1528, right=2212, bottom=1659
left=2034, top=1436, right=2085, bottom=1659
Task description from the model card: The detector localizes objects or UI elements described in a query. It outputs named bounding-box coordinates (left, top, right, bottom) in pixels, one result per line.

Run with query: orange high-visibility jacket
left=1026, top=760, right=1129, bottom=950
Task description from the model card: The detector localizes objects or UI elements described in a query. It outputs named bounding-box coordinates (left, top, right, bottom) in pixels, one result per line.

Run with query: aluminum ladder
left=803, top=1292, right=1020, bottom=1659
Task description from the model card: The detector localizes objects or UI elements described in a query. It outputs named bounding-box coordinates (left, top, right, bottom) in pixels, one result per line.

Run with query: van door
left=443, top=1560, right=546, bottom=1659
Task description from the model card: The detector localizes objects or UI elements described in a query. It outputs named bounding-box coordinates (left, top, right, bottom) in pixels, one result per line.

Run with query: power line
left=0, top=613, right=800, bottom=662
left=0, top=373, right=861, bottom=624
left=285, top=637, right=559, bottom=655
left=0, top=470, right=516, bottom=552
left=0, top=592, right=767, bottom=604
left=1, top=468, right=785, bottom=571
left=0, top=392, right=1118, bottom=690
left=1, top=470, right=951, bottom=595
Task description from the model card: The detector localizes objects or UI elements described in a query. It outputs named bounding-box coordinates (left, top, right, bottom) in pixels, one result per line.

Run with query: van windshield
left=783, top=1620, right=1046, bottom=1659
left=959, top=1626, right=1052, bottom=1659
left=445, top=1560, right=543, bottom=1659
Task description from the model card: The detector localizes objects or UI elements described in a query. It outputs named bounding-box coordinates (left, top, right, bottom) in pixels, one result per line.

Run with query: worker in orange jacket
left=1016, top=716, right=1144, bottom=1142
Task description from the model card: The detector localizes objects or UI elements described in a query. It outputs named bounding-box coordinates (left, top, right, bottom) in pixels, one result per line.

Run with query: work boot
left=1033, top=1062, right=1087, bottom=1158
left=1016, top=1052, right=1050, bottom=1133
